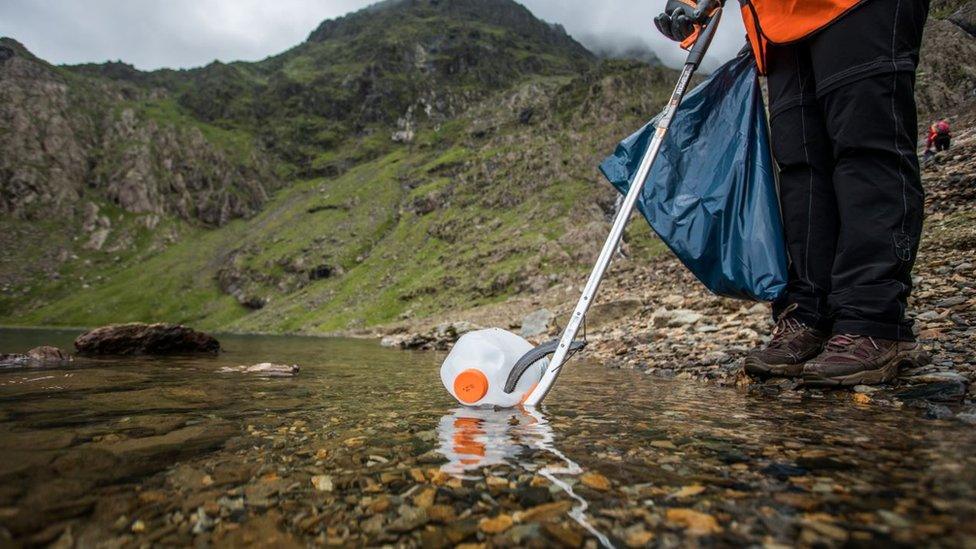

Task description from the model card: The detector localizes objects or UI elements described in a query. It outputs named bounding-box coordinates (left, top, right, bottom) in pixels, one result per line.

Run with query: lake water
left=1, top=328, right=974, bottom=546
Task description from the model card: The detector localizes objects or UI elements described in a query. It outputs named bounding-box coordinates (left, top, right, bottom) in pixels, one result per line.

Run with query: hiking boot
left=743, top=313, right=828, bottom=378
left=802, top=334, right=928, bottom=387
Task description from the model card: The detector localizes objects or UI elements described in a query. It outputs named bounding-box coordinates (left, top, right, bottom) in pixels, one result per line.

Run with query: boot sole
left=800, top=348, right=930, bottom=388
left=743, top=356, right=804, bottom=379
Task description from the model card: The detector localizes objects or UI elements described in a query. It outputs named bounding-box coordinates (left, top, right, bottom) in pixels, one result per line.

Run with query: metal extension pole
left=522, top=8, right=722, bottom=407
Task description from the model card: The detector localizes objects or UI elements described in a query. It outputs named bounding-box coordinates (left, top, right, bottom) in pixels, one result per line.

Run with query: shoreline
left=2, top=134, right=972, bottom=417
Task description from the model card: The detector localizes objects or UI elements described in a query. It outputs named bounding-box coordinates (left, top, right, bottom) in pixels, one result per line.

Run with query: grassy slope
left=2, top=62, right=673, bottom=333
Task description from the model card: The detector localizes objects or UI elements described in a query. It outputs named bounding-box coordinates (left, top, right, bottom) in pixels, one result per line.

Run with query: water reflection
left=437, top=407, right=537, bottom=476
left=437, top=406, right=614, bottom=547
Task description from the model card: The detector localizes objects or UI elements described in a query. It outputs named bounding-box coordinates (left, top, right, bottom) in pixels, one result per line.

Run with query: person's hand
left=654, top=0, right=722, bottom=42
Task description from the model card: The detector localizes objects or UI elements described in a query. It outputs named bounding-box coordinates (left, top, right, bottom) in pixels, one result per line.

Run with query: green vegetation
left=138, top=98, right=257, bottom=163
left=0, top=0, right=673, bottom=334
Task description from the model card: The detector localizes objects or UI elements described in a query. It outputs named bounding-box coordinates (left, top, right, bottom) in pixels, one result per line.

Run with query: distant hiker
left=656, top=0, right=929, bottom=385
left=926, top=119, right=951, bottom=153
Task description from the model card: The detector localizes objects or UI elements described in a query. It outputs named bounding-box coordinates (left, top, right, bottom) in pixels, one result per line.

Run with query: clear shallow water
left=1, top=328, right=974, bottom=546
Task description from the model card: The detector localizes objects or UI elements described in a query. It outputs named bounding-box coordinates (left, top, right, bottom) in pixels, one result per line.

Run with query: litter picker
left=506, top=2, right=724, bottom=407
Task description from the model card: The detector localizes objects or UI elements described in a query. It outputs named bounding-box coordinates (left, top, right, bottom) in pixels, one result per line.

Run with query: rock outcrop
left=74, top=323, right=220, bottom=355
left=918, top=0, right=976, bottom=116
left=0, top=37, right=275, bottom=225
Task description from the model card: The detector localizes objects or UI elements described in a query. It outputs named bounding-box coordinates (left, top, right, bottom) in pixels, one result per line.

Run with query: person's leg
left=803, top=0, right=929, bottom=385
left=744, top=42, right=833, bottom=378
left=766, top=44, right=837, bottom=331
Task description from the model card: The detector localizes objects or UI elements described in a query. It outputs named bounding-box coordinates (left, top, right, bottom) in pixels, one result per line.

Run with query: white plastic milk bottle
left=440, top=329, right=547, bottom=408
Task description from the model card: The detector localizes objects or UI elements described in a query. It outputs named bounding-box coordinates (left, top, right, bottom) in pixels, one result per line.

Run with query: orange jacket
left=740, top=0, right=866, bottom=73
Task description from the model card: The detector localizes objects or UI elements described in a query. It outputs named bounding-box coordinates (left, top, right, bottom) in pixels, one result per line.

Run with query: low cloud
left=521, top=0, right=745, bottom=71
left=0, top=0, right=745, bottom=71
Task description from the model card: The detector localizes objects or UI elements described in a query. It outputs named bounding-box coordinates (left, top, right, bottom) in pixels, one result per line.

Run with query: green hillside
left=4, top=0, right=973, bottom=334
left=0, top=0, right=671, bottom=333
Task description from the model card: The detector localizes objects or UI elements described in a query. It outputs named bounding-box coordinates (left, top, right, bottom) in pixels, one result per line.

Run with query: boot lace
left=770, top=304, right=802, bottom=344
left=771, top=317, right=803, bottom=341
left=825, top=334, right=880, bottom=358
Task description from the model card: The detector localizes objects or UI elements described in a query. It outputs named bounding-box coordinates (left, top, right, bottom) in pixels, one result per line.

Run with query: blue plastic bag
left=600, top=52, right=787, bottom=302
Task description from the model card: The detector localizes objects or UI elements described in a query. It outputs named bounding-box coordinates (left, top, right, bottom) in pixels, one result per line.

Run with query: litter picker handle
left=678, top=0, right=722, bottom=51
left=685, top=3, right=721, bottom=68
left=519, top=7, right=723, bottom=408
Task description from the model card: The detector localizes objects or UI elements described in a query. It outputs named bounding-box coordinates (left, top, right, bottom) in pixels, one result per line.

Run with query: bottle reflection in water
left=435, top=407, right=614, bottom=547
left=436, top=407, right=539, bottom=476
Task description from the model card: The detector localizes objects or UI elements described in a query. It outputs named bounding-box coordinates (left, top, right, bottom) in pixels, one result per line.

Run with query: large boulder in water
left=74, top=323, right=220, bottom=355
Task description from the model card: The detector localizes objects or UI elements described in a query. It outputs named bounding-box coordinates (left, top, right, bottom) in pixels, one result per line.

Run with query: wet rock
left=924, top=403, right=954, bottom=420
left=904, top=371, right=969, bottom=384
left=191, top=507, right=214, bottom=534
left=543, top=521, right=584, bottom=546
left=0, top=353, right=29, bottom=369
left=388, top=505, right=428, bottom=533
left=74, top=323, right=220, bottom=355
left=895, top=380, right=968, bottom=403
left=795, top=455, right=854, bottom=471
left=215, top=514, right=301, bottom=547
left=166, top=464, right=208, bottom=489
left=761, top=463, right=808, bottom=479
left=517, top=486, right=552, bottom=507
left=670, top=484, right=706, bottom=499
left=580, top=471, right=611, bottom=491
left=513, top=501, right=572, bottom=523
left=665, top=508, right=721, bottom=535
left=26, top=346, right=72, bottom=362
left=957, top=406, right=976, bottom=425
left=521, top=309, right=554, bottom=338
left=624, top=525, right=655, bottom=547
left=500, top=523, right=543, bottom=546
left=6, top=478, right=96, bottom=535
left=0, top=346, right=71, bottom=369
left=310, top=475, right=333, bottom=492
left=479, top=513, right=514, bottom=534
left=87, top=422, right=236, bottom=478
left=381, top=321, right=481, bottom=351
left=218, top=363, right=300, bottom=377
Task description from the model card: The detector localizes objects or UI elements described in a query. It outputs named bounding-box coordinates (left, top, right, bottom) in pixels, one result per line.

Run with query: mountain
left=1, top=0, right=974, bottom=334
left=70, top=0, right=593, bottom=177
left=0, top=0, right=667, bottom=331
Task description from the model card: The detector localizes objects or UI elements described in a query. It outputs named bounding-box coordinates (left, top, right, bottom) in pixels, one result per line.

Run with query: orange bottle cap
left=454, top=369, right=489, bottom=404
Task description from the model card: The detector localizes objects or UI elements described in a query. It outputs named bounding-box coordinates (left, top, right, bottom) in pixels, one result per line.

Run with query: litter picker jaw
left=506, top=3, right=723, bottom=407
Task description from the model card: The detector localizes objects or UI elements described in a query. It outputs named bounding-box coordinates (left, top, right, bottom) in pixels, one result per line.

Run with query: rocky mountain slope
left=0, top=39, right=276, bottom=225
left=1, top=0, right=974, bottom=334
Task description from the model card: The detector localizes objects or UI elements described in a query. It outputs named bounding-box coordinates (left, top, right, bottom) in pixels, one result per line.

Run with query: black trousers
left=766, top=0, right=929, bottom=341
